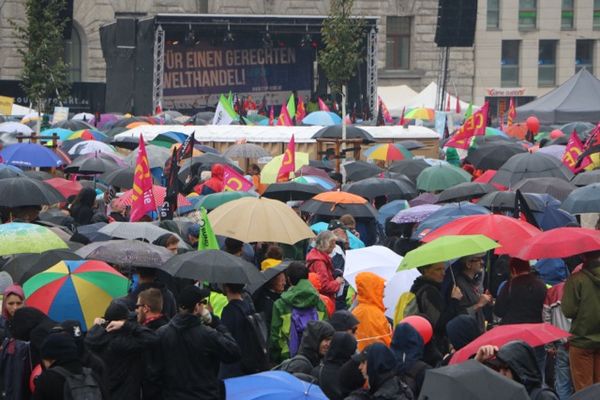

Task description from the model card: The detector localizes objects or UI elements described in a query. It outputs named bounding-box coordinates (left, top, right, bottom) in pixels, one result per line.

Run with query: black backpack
left=51, top=366, right=102, bottom=400
left=232, top=301, right=270, bottom=374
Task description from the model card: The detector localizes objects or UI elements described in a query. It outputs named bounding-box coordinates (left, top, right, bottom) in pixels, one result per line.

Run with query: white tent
left=406, top=81, right=473, bottom=111
left=378, top=85, right=418, bottom=116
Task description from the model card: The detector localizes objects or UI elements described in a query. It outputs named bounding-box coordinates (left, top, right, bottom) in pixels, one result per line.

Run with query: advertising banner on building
left=162, top=40, right=314, bottom=111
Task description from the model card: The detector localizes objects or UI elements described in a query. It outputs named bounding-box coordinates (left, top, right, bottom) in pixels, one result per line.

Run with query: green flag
left=287, top=94, right=296, bottom=119
left=464, top=102, right=473, bottom=118
left=198, top=207, right=219, bottom=250
left=227, top=91, right=233, bottom=107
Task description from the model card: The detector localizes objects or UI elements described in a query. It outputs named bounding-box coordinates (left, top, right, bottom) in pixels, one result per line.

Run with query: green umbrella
left=0, top=222, right=68, bottom=256
left=416, top=165, right=472, bottom=192
left=194, top=191, right=256, bottom=211
left=398, top=234, right=499, bottom=271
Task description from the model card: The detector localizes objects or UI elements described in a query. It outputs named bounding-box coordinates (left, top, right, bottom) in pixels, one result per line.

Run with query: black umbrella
left=103, top=127, right=129, bottom=137
left=76, top=240, right=174, bottom=268
left=308, top=160, right=334, bottom=172
left=396, top=140, right=425, bottom=150
left=0, top=165, right=25, bottom=179
left=466, top=142, right=527, bottom=170
left=79, top=180, right=108, bottom=192
left=2, top=249, right=81, bottom=284
left=343, top=177, right=417, bottom=200
left=312, top=125, right=375, bottom=142
left=343, top=160, right=383, bottom=182
left=477, top=191, right=552, bottom=212
left=471, top=135, right=517, bottom=146
left=262, top=182, right=325, bottom=201
left=419, top=360, right=529, bottom=400
left=512, top=177, right=576, bottom=202
left=162, top=250, right=265, bottom=285
left=561, top=183, right=600, bottom=214
left=492, top=153, right=574, bottom=188
left=300, top=198, right=378, bottom=218
left=549, top=136, right=569, bottom=146
left=75, top=222, right=111, bottom=242
left=23, top=170, right=54, bottom=181
left=571, top=170, right=600, bottom=187
left=388, top=159, right=430, bottom=182
left=52, top=119, right=94, bottom=131
left=0, top=177, right=65, bottom=207
left=100, top=168, right=136, bottom=189
left=437, top=182, right=497, bottom=203
left=247, top=261, right=292, bottom=294
left=110, top=136, right=140, bottom=150
left=64, top=156, right=119, bottom=174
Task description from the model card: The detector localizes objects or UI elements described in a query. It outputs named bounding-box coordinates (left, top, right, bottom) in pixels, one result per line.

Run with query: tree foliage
left=12, top=0, right=70, bottom=112
left=319, top=0, right=365, bottom=95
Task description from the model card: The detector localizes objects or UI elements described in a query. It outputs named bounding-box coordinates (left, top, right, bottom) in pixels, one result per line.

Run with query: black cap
left=328, top=219, right=345, bottom=231
left=104, top=300, right=129, bottom=321
left=41, top=333, right=78, bottom=362
left=178, top=285, right=210, bottom=310
left=330, top=310, right=360, bottom=331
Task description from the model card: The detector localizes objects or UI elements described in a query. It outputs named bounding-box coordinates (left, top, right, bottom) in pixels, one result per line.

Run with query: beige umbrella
left=208, top=197, right=315, bottom=245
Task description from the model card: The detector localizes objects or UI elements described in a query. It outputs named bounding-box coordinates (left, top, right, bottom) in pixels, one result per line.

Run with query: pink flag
left=318, top=97, right=330, bottom=112
left=130, top=136, right=156, bottom=221
left=455, top=95, right=461, bottom=114
left=277, top=134, right=296, bottom=181
left=378, top=96, right=393, bottom=123
left=445, top=94, right=451, bottom=112
left=269, top=105, right=274, bottom=126
left=343, top=114, right=352, bottom=125
left=277, top=102, right=293, bottom=126
left=222, top=165, right=253, bottom=191
left=562, top=130, right=591, bottom=172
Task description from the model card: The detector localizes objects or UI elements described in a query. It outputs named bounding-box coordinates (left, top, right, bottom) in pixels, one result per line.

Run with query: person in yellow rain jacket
left=352, top=272, right=392, bottom=351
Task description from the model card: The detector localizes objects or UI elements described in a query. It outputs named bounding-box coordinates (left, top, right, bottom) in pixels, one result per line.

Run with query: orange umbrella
left=312, top=191, right=368, bottom=204
left=505, top=123, right=528, bottom=140
left=301, top=191, right=377, bottom=217
left=126, top=121, right=150, bottom=129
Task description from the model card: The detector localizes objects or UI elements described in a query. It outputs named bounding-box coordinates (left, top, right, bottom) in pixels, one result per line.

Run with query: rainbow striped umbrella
left=23, top=260, right=129, bottom=331
left=365, top=143, right=413, bottom=161
left=404, top=107, right=435, bottom=121
left=67, top=129, right=108, bottom=142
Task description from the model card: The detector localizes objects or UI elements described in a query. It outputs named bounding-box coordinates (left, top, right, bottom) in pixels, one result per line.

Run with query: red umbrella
left=44, top=177, right=83, bottom=198
left=515, top=227, right=600, bottom=260
left=473, top=170, right=507, bottom=191
left=117, top=185, right=191, bottom=207
left=295, top=166, right=330, bottom=179
left=422, top=214, right=541, bottom=255
left=450, top=323, right=570, bottom=365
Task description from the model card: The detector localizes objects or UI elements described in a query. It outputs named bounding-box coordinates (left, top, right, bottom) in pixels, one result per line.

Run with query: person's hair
left=339, top=214, right=356, bottom=229
left=10, top=206, right=41, bottom=222
left=315, top=230, right=336, bottom=252
left=138, top=288, right=163, bottom=314
left=509, top=258, right=531, bottom=275
left=71, top=187, right=97, bottom=209
left=249, top=163, right=261, bottom=174
left=223, top=283, right=245, bottom=294
left=165, top=235, right=179, bottom=247
left=286, top=261, right=308, bottom=286
left=265, top=245, right=283, bottom=260
left=136, top=267, right=157, bottom=279
left=224, top=237, right=244, bottom=255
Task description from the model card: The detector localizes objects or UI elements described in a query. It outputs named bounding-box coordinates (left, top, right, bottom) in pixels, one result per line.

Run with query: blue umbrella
left=413, top=202, right=491, bottom=240
left=41, top=128, right=73, bottom=141
left=310, top=222, right=365, bottom=249
left=0, top=143, right=64, bottom=168
left=0, top=164, right=25, bottom=179
left=302, top=111, right=342, bottom=126
left=224, top=371, right=329, bottom=400
left=377, top=199, right=409, bottom=226
left=533, top=206, right=576, bottom=230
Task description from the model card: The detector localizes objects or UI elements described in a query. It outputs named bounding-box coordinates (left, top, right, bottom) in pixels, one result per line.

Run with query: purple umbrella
left=0, top=143, right=64, bottom=168
left=537, top=145, right=566, bottom=160
left=409, top=193, right=440, bottom=207
left=391, top=204, right=442, bottom=224
left=92, top=113, right=121, bottom=130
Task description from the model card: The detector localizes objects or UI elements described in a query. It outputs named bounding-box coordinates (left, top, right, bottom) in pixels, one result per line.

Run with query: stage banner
left=162, top=40, right=313, bottom=111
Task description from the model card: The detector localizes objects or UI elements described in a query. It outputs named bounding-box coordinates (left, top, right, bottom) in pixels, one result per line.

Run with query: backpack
left=272, top=354, right=312, bottom=373
left=530, top=386, right=558, bottom=400
left=289, top=307, right=318, bottom=357
left=51, top=366, right=102, bottom=400
left=240, top=311, right=270, bottom=374
left=393, top=291, right=420, bottom=327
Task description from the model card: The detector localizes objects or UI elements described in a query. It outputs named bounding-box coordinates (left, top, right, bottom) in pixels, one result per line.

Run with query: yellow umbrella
left=208, top=197, right=315, bottom=245
left=260, top=152, right=309, bottom=184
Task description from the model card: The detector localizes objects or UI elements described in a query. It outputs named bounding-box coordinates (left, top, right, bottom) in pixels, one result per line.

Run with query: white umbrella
left=0, top=121, right=33, bottom=135
left=72, top=112, right=95, bottom=121
left=344, top=246, right=403, bottom=289
left=68, top=140, right=116, bottom=155
left=383, top=269, right=421, bottom=319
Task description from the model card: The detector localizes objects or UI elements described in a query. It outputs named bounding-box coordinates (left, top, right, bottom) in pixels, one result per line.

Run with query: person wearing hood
left=311, top=332, right=357, bottom=400
left=390, top=323, right=431, bottom=397
left=308, top=272, right=335, bottom=317
left=329, top=310, right=360, bottom=335
left=69, top=187, right=98, bottom=226
left=0, top=284, right=25, bottom=340
left=0, top=286, right=27, bottom=400
left=193, top=164, right=225, bottom=195
left=306, top=231, right=343, bottom=302
left=152, top=233, right=180, bottom=255
left=444, top=314, right=482, bottom=365
left=282, top=320, right=335, bottom=376
left=9, top=307, right=57, bottom=367
left=562, top=250, right=600, bottom=392
left=352, top=272, right=391, bottom=351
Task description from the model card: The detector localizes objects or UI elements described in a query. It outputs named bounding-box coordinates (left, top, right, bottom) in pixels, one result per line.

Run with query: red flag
left=455, top=95, right=461, bottom=114
left=445, top=94, right=451, bottom=112
left=154, top=102, right=162, bottom=115
left=378, top=96, right=393, bottom=123
left=130, top=137, right=157, bottom=222
left=446, top=102, right=489, bottom=150
left=507, top=98, right=516, bottom=127
left=277, top=134, right=296, bottom=181
left=269, top=106, right=274, bottom=126
left=398, top=107, right=406, bottom=126
left=296, top=97, right=306, bottom=124
left=499, top=112, right=505, bottom=131
left=343, top=114, right=352, bottom=125
left=277, top=102, right=293, bottom=126
left=563, top=130, right=591, bottom=172
left=222, top=165, right=253, bottom=191
left=318, top=97, right=330, bottom=112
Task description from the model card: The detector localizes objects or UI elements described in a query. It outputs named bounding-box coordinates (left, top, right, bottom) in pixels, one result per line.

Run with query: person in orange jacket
left=352, top=272, right=392, bottom=351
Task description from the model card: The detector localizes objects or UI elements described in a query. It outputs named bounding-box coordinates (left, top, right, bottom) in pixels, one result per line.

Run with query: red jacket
left=306, top=247, right=340, bottom=300
left=193, top=164, right=224, bottom=195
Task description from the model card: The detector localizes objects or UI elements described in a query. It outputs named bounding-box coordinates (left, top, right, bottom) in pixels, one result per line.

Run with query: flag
left=177, top=132, right=195, bottom=163
left=277, top=134, right=296, bottom=181
left=398, top=107, right=406, bottom=126
left=378, top=96, right=393, bottom=123
left=269, top=105, right=274, bottom=126
left=507, top=98, right=516, bottom=127
left=277, top=102, right=293, bottom=126
left=287, top=94, right=296, bottom=119
left=318, top=97, right=330, bottom=111
left=563, top=130, right=591, bottom=172
left=227, top=91, right=233, bottom=107
left=154, top=102, right=162, bottom=115
left=464, top=102, right=473, bottom=118
left=445, top=94, right=451, bottom=112
left=222, top=164, right=253, bottom=191
left=213, top=94, right=238, bottom=125
left=446, top=102, right=489, bottom=150
left=575, top=125, right=600, bottom=168
left=296, top=97, right=306, bottom=124
left=160, top=148, right=180, bottom=220
left=198, top=207, right=219, bottom=250
left=343, top=114, right=352, bottom=125
left=499, top=112, right=505, bottom=131
left=130, top=136, right=157, bottom=222
left=455, top=95, right=461, bottom=114
left=376, top=101, right=385, bottom=126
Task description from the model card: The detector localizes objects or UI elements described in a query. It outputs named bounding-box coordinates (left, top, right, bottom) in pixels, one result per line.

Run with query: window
left=64, top=26, right=81, bottom=82
left=386, top=16, right=411, bottom=69
left=519, top=0, right=537, bottom=30
left=501, top=40, right=520, bottom=87
left=576, top=40, right=594, bottom=73
left=487, top=0, right=500, bottom=29
left=538, top=40, right=557, bottom=87
left=562, top=0, right=574, bottom=29
left=595, top=0, right=600, bottom=30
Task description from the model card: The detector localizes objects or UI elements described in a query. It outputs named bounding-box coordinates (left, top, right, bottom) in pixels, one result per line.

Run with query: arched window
left=64, top=26, right=81, bottom=82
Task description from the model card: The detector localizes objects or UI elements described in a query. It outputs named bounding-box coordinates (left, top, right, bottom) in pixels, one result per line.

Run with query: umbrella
left=194, top=191, right=257, bottom=211
left=383, top=268, right=422, bottom=319
left=67, top=129, right=108, bottom=142
left=492, top=153, right=574, bottom=188
left=364, top=143, right=413, bottom=162
left=307, top=160, right=333, bottom=172
left=559, top=121, right=595, bottom=137
left=0, top=164, right=25, bottom=179
left=125, top=144, right=171, bottom=169
left=420, top=360, right=529, bottom=400
left=99, top=168, right=137, bottom=189
left=178, top=153, right=242, bottom=181
left=533, top=206, right=576, bottom=230
left=450, top=323, right=570, bottom=365
left=22, top=170, right=54, bottom=181
left=396, top=140, right=426, bottom=150
left=309, top=222, right=365, bottom=249
left=512, top=177, right=575, bottom=202
left=405, top=107, right=435, bottom=120
left=295, top=165, right=330, bottom=179
left=422, top=214, right=541, bottom=255
left=64, top=156, right=119, bottom=174
left=1, top=249, right=81, bottom=284
left=416, top=165, right=472, bottom=192
left=300, top=191, right=378, bottom=218
left=302, top=111, right=342, bottom=126
left=223, top=143, right=270, bottom=159
left=260, top=152, right=310, bottom=184
left=466, top=142, right=527, bottom=170
left=343, top=177, right=417, bottom=200
left=343, top=245, right=402, bottom=289
left=162, top=250, right=265, bottom=285
left=515, top=227, right=600, bottom=259
left=388, top=159, right=430, bottom=183
left=68, top=140, right=116, bottom=156
left=437, top=182, right=497, bottom=203
left=292, top=175, right=336, bottom=190
left=72, top=112, right=95, bottom=121
left=412, top=202, right=492, bottom=240
left=208, top=197, right=315, bottom=245
left=572, top=170, right=600, bottom=187
left=561, top=183, right=600, bottom=214
left=311, top=125, right=374, bottom=142
left=52, top=119, right=94, bottom=131
left=391, top=204, right=441, bottom=224
left=40, top=127, right=73, bottom=141
left=247, top=262, right=292, bottom=294
left=44, top=178, right=83, bottom=198
left=75, top=222, right=111, bottom=242
left=343, top=160, right=383, bottom=182
left=408, top=192, right=439, bottom=207
left=570, top=383, right=600, bottom=400
left=398, top=235, right=499, bottom=271
left=111, top=135, right=140, bottom=150
left=476, top=191, right=554, bottom=212
left=195, top=144, right=220, bottom=154
left=23, top=260, right=128, bottom=331
left=0, top=143, right=64, bottom=168
left=0, top=121, right=33, bottom=135
left=149, top=131, right=188, bottom=148
left=117, top=185, right=191, bottom=208
left=376, top=199, right=409, bottom=225
left=263, top=182, right=325, bottom=201
left=0, top=223, right=68, bottom=256
left=0, top=177, right=65, bottom=207
left=537, top=144, right=566, bottom=159
left=98, top=222, right=184, bottom=243
left=224, top=370, right=328, bottom=400
left=76, top=240, right=174, bottom=268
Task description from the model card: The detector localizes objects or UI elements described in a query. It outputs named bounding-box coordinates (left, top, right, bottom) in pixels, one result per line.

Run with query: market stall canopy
left=406, top=81, right=473, bottom=111
left=377, top=85, right=418, bottom=115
